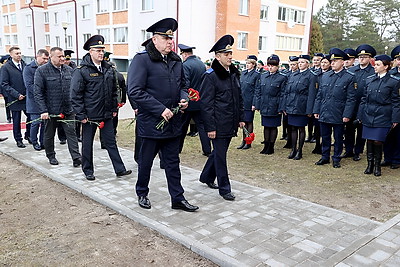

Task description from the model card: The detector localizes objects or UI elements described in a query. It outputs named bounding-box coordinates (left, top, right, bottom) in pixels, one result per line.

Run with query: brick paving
left=1, top=128, right=400, bottom=266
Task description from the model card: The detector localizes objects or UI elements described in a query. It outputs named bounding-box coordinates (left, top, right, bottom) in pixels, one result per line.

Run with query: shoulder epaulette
left=310, top=70, right=318, bottom=76
left=390, top=74, right=400, bottom=81
left=206, top=68, right=214, bottom=74
left=137, top=50, right=148, bottom=54
left=346, top=69, right=355, bottom=76
left=366, top=74, right=375, bottom=79
left=278, top=71, right=287, bottom=77
left=76, top=65, right=82, bottom=69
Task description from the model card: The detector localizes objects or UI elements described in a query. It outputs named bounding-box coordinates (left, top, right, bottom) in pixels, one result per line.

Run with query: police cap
left=209, top=35, right=234, bottom=53
left=83, top=35, right=105, bottom=51
left=314, top=53, right=324, bottom=57
left=391, top=45, right=400, bottom=60
left=247, top=55, right=257, bottom=61
left=299, top=54, right=311, bottom=61
left=289, top=56, right=299, bottom=62
left=0, top=54, right=10, bottom=64
left=268, top=54, right=280, bottom=62
left=329, top=48, right=349, bottom=60
left=322, top=54, right=331, bottom=62
left=178, top=44, right=195, bottom=53
left=64, top=49, right=74, bottom=60
left=104, top=51, right=113, bottom=61
left=257, top=60, right=264, bottom=66
left=356, top=44, right=376, bottom=57
left=147, top=18, right=178, bottom=38
left=343, top=48, right=357, bottom=58
left=375, top=54, right=392, bottom=62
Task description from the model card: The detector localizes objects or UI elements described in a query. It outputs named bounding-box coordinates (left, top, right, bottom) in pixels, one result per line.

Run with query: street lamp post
left=62, top=22, right=68, bottom=49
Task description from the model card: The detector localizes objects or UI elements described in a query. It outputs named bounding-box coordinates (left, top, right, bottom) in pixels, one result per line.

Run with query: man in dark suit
left=0, top=47, right=30, bottom=147
left=128, top=18, right=198, bottom=212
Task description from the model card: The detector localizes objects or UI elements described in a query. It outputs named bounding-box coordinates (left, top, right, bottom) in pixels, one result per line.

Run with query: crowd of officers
left=0, top=17, right=399, bottom=212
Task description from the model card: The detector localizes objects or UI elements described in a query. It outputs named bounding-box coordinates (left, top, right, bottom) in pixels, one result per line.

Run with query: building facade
left=0, top=0, right=313, bottom=71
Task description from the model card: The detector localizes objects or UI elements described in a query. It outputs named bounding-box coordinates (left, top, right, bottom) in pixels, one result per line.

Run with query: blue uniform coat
left=240, top=69, right=259, bottom=110
left=127, top=41, right=187, bottom=139
left=23, top=60, right=40, bottom=114
left=348, top=64, right=375, bottom=114
left=183, top=55, right=205, bottom=111
left=313, top=69, right=357, bottom=124
left=254, top=71, right=287, bottom=116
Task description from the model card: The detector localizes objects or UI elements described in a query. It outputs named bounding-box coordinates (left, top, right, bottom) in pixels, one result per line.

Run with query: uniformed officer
left=64, top=50, right=77, bottom=69
left=71, top=35, right=131, bottom=181
left=381, top=46, right=400, bottom=169
left=254, top=54, right=287, bottom=154
left=314, top=48, right=356, bottom=168
left=344, top=48, right=357, bottom=69
left=281, top=54, right=317, bottom=160
left=357, top=54, right=400, bottom=176
left=199, top=35, right=244, bottom=201
left=237, top=55, right=259, bottom=150
left=177, top=43, right=211, bottom=156
left=311, top=52, right=323, bottom=71
left=128, top=18, right=198, bottom=212
left=342, top=44, right=376, bottom=161
left=281, top=56, right=299, bottom=145
left=256, top=60, right=265, bottom=73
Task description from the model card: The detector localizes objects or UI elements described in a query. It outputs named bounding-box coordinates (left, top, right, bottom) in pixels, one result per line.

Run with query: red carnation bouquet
left=26, top=113, right=65, bottom=124
left=243, top=127, right=255, bottom=145
left=156, top=88, right=200, bottom=130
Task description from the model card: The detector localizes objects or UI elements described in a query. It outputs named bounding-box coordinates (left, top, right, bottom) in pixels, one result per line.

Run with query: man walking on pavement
left=34, top=47, right=81, bottom=167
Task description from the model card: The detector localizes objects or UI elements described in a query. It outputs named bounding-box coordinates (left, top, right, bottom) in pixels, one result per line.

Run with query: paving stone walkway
left=1, top=128, right=400, bottom=266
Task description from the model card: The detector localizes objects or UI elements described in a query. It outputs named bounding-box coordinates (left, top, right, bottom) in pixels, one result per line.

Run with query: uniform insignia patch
left=90, top=73, right=99, bottom=77
left=354, top=83, right=358, bottom=89
left=316, top=83, right=319, bottom=89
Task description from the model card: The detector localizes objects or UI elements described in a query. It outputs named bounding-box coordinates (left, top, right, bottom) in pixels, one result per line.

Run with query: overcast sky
left=313, top=0, right=328, bottom=14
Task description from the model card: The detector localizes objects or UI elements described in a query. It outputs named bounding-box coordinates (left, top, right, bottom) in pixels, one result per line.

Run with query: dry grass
left=116, top=113, right=400, bottom=222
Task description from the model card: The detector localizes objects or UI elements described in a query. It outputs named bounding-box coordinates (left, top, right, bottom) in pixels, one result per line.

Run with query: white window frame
left=97, top=0, right=109, bottom=13
left=260, top=5, right=268, bottom=21
left=10, top=13, right=16, bottom=25
left=83, top=33, right=92, bottom=43
left=237, top=32, right=248, bottom=50
left=27, top=36, right=33, bottom=48
left=114, top=0, right=128, bottom=11
left=141, top=30, right=152, bottom=43
left=82, top=4, right=90, bottom=20
left=45, top=34, right=50, bottom=46
left=114, top=27, right=128, bottom=43
left=5, top=35, right=11, bottom=45
left=278, top=6, right=306, bottom=24
left=12, top=34, right=18, bottom=45
left=3, top=15, right=9, bottom=25
left=275, top=35, right=303, bottom=51
left=26, top=14, right=32, bottom=26
left=54, top=12, right=58, bottom=25
left=258, top=36, right=267, bottom=51
left=141, top=0, right=153, bottom=11
left=55, top=36, right=60, bottom=47
left=239, top=0, right=248, bottom=16
left=67, top=35, right=73, bottom=48
left=44, top=12, right=49, bottom=23
left=0, top=37, right=3, bottom=47
left=66, top=10, right=72, bottom=23
left=98, top=28, right=110, bottom=43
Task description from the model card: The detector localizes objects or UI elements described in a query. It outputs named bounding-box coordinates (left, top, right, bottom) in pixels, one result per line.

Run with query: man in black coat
left=128, top=18, right=198, bottom=212
left=0, top=55, right=12, bottom=123
left=0, top=47, right=30, bottom=147
left=71, top=35, right=131, bottom=181
left=177, top=44, right=211, bottom=156
left=199, top=35, right=245, bottom=201
left=34, top=47, right=81, bottom=166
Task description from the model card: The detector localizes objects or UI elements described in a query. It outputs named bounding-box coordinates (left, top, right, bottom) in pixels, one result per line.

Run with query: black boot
left=260, top=142, right=270, bottom=154
left=312, top=143, right=322, bottom=154
left=267, top=142, right=275, bottom=155
left=293, top=149, right=302, bottom=160
left=364, top=142, right=374, bottom=174
left=237, top=140, right=245, bottom=149
left=288, top=148, right=297, bottom=159
left=374, top=143, right=382, bottom=176
left=242, top=143, right=251, bottom=149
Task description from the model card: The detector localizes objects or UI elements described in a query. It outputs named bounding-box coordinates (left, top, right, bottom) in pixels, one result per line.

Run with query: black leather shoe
left=202, top=152, right=211, bottom=157
left=340, top=152, right=354, bottom=158
left=353, top=154, right=361, bottom=161
left=60, top=140, right=67, bottom=145
left=138, top=196, right=151, bottom=209
left=391, top=164, right=400, bottom=169
left=116, top=170, right=132, bottom=177
left=315, top=158, right=330, bottom=165
left=24, top=136, right=32, bottom=144
left=333, top=161, right=341, bottom=168
left=86, top=174, right=95, bottom=181
left=206, top=182, right=219, bottom=189
left=0, top=137, right=8, bottom=142
left=222, top=192, right=235, bottom=201
left=381, top=161, right=391, bottom=167
left=242, top=144, right=251, bottom=149
left=16, top=141, right=26, bottom=148
left=49, top=158, right=59, bottom=165
left=73, top=158, right=81, bottom=167
left=172, top=200, right=199, bottom=212
left=33, top=143, right=42, bottom=151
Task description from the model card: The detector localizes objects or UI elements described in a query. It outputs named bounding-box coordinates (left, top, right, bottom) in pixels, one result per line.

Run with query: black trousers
left=81, top=118, right=126, bottom=176
left=11, top=110, right=30, bottom=142
left=199, top=138, right=232, bottom=196
left=43, top=114, right=80, bottom=160
left=344, top=119, right=365, bottom=155
left=136, top=137, right=185, bottom=203
left=179, top=110, right=211, bottom=154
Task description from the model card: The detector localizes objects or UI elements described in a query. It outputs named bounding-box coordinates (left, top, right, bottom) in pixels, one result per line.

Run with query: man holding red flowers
left=34, top=47, right=81, bottom=167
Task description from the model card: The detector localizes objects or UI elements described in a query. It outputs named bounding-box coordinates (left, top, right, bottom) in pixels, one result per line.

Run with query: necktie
left=98, top=66, right=102, bottom=72
left=17, top=63, right=21, bottom=71
left=163, top=55, right=167, bottom=63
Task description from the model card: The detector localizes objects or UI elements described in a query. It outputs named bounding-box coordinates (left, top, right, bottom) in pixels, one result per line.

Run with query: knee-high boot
left=364, top=142, right=374, bottom=174
left=260, top=142, right=270, bottom=154
left=374, top=143, right=382, bottom=176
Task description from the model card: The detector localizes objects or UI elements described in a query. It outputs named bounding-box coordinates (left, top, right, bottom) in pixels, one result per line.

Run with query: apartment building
left=0, top=0, right=313, bottom=71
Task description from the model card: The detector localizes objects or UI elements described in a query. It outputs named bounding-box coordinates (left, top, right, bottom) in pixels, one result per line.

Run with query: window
left=114, top=27, right=128, bottom=43
left=97, top=0, right=109, bottom=13
left=114, top=0, right=127, bottom=11
left=5, top=35, right=10, bottom=45
left=0, top=38, right=2, bottom=47
left=98, top=28, right=110, bottom=43
left=26, top=14, right=32, bottom=26
left=66, top=10, right=72, bottom=23
left=3, top=15, right=9, bottom=25
left=82, top=4, right=90, bottom=19
left=27, top=37, right=33, bottom=48
left=278, top=7, right=305, bottom=24
left=9, top=0, right=15, bottom=3
left=45, top=34, right=50, bottom=46
left=44, top=12, right=49, bottom=23
left=67, top=35, right=73, bottom=48
left=239, top=0, right=248, bottom=15
left=237, top=32, right=248, bottom=49
left=276, top=35, right=303, bottom=50
left=83, top=33, right=91, bottom=42
left=2, top=0, right=9, bottom=5
left=54, top=12, right=58, bottom=24
left=141, top=0, right=153, bottom=11
left=55, top=36, right=60, bottom=47
left=12, top=34, right=18, bottom=45
left=141, top=30, right=152, bottom=43
left=10, top=13, right=16, bottom=24
left=260, top=5, right=268, bottom=20
left=259, top=36, right=267, bottom=51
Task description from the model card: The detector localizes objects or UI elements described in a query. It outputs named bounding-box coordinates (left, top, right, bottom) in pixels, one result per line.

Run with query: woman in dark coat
left=358, top=55, right=400, bottom=176
left=237, top=55, right=259, bottom=149
left=254, top=55, right=287, bottom=154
